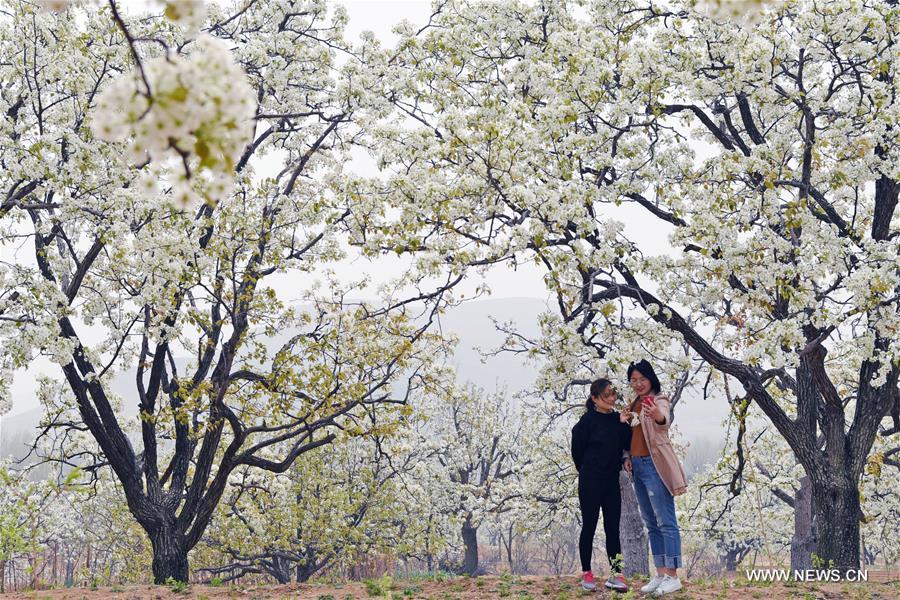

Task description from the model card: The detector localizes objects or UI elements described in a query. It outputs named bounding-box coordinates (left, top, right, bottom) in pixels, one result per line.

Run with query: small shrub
left=165, top=577, right=188, bottom=593
left=363, top=574, right=393, bottom=597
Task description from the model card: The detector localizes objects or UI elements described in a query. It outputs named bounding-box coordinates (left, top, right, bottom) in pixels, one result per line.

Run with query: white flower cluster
left=38, top=0, right=206, bottom=32
left=0, top=357, right=11, bottom=416
left=162, top=1, right=207, bottom=33
left=91, top=34, right=255, bottom=207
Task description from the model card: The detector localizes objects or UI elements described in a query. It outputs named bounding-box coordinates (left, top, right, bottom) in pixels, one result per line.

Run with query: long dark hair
left=585, top=378, right=613, bottom=412
left=627, top=360, right=661, bottom=410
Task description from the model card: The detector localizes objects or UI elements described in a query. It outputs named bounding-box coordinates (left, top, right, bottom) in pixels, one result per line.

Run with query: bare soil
left=2, top=571, right=897, bottom=599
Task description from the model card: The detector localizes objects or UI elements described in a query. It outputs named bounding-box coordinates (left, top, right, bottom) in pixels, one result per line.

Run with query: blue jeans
left=632, top=456, right=682, bottom=569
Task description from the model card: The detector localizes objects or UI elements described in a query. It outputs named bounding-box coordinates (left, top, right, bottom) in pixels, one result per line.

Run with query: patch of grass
left=692, top=576, right=707, bottom=585
left=450, top=582, right=464, bottom=592
left=316, top=595, right=336, bottom=600
left=165, top=577, right=188, bottom=593
left=842, top=583, right=872, bottom=600
left=401, top=584, right=421, bottom=597
left=363, top=575, right=394, bottom=597
left=499, top=580, right=512, bottom=597
left=209, top=576, right=224, bottom=587
left=475, top=578, right=486, bottom=587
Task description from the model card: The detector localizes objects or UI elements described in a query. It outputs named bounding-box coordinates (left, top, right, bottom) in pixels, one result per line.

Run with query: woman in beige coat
left=621, top=360, right=687, bottom=597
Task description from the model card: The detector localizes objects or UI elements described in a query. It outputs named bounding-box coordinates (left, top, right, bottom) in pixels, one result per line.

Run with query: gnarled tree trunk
left=619, top=470, right=649, bottom=577
left=149, top=521, right=188, bottom=584
left=790, top=475, right=816, bottom=570
left=460, top=516, right=479, bottom=575
left=811, top=474, right=860, bottom=570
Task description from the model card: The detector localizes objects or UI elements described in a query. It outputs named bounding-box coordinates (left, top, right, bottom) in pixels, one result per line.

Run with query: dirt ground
left=2, top=572, right=897, bottom=599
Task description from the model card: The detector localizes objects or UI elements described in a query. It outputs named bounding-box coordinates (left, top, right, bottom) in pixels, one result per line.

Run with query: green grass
left=362, top=575, right=393, bottom=597
left=165, top=577, right=188, bottom=593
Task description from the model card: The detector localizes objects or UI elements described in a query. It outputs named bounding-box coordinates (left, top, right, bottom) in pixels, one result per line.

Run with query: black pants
left=578, top=471, right=622, bottom=573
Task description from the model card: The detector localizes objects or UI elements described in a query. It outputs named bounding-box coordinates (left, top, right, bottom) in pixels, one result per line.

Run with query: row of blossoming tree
left=0, top=0, right=897, bottom=585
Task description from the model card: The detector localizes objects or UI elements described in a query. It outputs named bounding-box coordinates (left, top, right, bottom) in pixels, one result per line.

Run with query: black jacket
left=571, top=409, right=631, bottom=475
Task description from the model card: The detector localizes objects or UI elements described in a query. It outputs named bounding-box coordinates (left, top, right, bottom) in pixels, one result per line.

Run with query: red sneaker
left=604, top=573, right=629, bottom=592
left=581, top=570, right=597, bottom=591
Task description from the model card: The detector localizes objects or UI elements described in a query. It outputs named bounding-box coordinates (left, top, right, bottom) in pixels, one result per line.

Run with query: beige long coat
left=629, top=394, right=688, bottom=497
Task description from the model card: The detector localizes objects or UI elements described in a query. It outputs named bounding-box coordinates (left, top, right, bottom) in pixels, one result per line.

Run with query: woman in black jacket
left=571, top=378, right=631, bottom=592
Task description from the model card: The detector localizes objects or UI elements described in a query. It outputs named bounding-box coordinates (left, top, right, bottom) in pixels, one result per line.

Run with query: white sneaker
left=653, top=574, right=682, bottom=596
left=640, top=574, right=664, bottom=593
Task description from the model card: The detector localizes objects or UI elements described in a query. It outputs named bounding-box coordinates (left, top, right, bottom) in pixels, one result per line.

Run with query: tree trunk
left=619, top=470, right=649, bottom=577
left=295, top=549, right=321, bottom=583
left=862, top=538, right=876, bottom=566
left=262, top=555, right=290, bottom=584
left=721, top=545, right=749, bottom=572
left=504, top=523, right=514, bottom=573
left=811, top=475, right=860, bottom=570
left=460, top=517, right=479, bottom=575
left=296, top=563, right=317, bottom=583
left=790, top=475, right=816, bottom=570
left=64, top=558, right=74, bottom=587
left=149, top=522, right=189, bottom=584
